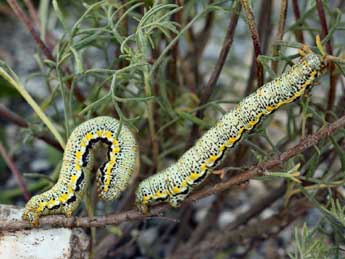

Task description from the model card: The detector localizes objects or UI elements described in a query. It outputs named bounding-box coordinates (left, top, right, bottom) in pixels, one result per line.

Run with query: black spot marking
left=192, top=170, right=209, bottom=184
left=100, top=137, right=113, bottom=160
left=211, top=149, right=226, bottom=168
left=50, top=204, right=60, bottom=210
left=66, top=195, right=77, bottom=204
left=179, top=187, right=190, bottom=195
left=82, top=138, right=101, bottom=166
left=81, top=137, right=117, bottom=166
left=154, top=197, right=169, bottom=202
left=75, top=170, right=85, bottom=192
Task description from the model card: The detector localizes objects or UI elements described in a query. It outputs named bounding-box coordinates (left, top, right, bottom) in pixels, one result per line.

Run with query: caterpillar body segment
left=22, top=116, right=137, bottom=226
left=135, top=53, right=326, bottom=213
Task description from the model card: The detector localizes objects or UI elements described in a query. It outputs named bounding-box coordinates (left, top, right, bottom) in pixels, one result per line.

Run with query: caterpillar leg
left=168, top=196, right=185, bottom=208
left=298, top=44, right=313, bottom=57
left=137, top=203, right=149, bottom=214
left=22, top=209, right=40, bottom=227
left=212, top=169, right=226, bottom=180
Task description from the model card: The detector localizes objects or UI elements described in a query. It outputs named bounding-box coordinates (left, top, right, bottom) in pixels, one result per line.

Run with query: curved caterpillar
left=135, top=53, right=326, bottom=213
left=22, top=116, right=137, bottom=225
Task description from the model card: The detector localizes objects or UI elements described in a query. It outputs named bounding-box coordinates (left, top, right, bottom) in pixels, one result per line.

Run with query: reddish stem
left=0, top=142, right=31, bottom=201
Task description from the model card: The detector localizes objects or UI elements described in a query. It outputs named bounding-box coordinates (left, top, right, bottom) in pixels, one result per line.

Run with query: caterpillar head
left=135, top=181, right=153, bottom=214
left=304, top=53, right=327, bottom=74
left=22, top=198, right=42, bottom=226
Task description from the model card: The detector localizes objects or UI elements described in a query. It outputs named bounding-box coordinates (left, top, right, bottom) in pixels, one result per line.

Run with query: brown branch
left=193, top=3, right=215, bottom=60
left=188, top=0, right=241, bottom=145
left=316, top=0, right=333, bottom=55
left=258, top=0, right=273, bottom=53
left=199, top=0, right=241, bottom=107
left=0, top=142, right=31, bottom=201
left=171, top=197, right=313, bottom=259
left=225, top=184, right=286, bottom=230
left=6, top=0, right=54, bottom=60
left=168, top=0, right=182, bottom=85
left=244, top=0, right=272, bottom=96
left=0, top=2, right=14, bottom=16
left=291, top=0, right=305, bottom=43
left=186, top=5, right=215, bottom=90
left=271, top=0, right=288, bottom=72
left=233, top=0, right=272, bottom=163
left=316, top=0, right=337, bottom=121
left=0, top=104, right=63, bottom=151
left=241, top=0, right=264, bottom=88
left=23, top=0, right=40, bottom=29
left=6, top=0, right=85, bottom=103
left=178, top=192, right=226, bottom=247
left=1, top=113, right=344, bottom=231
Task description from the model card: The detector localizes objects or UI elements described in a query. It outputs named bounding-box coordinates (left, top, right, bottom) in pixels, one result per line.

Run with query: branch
left=240, top=0, right=264, bottom=88
left=6, top=0, right=85, bottom=103
left=1, top=114, right=344, bottom=231
left=6, top=0, right=54, bottom=60
left=316, top=0, right=337, bottom=121
left=23, top=0, right=40, bottom=30
left=168, top=0, right=183, bottom=84
left=291, top=0, right=305, bottom=43
left=0, top=104, right=63, bottom=151
left=199, top=0, right=241, bottom=107
left=188, top=0, right=241, bottom=144
left=0, top=142, right=30, bottom=201
left=271, top=0, right=288, bottom=72
left=244, top=0, right=272, bottom=96
left=170, top=197, right=313, bottom=259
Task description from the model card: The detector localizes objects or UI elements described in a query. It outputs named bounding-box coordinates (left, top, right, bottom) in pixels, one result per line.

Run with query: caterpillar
left=135, top=52, right=326, bottom=214
left=22, top=116, right=137, bottom=226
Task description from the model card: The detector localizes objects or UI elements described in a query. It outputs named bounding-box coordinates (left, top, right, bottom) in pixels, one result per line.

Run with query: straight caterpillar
left=22, top=116, right=137, bottom=225
left=135, top=52, right=326, bottom=213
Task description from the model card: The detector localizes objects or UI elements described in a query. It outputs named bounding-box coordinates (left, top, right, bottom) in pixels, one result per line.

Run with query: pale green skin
left=22, top=54, right=325, bottom=223
left=135, top=54, right=325, bottom=213
left=22, top=116, right=137, bottom=226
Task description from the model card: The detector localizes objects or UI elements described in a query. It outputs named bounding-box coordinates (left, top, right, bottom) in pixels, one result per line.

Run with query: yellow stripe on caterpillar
left=135, top=53, right=326, bottom=213
left=22, top=116, right=137, bottom=226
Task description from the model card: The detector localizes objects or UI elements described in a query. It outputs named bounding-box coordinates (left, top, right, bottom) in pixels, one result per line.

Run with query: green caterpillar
left=135, top=53, right=326, bottom=213
left=22, top=116, right=137, bottom=226
left=22, top=51, right=326, bottom=225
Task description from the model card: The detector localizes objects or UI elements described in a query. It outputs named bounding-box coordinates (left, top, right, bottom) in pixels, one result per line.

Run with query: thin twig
left=235, top=0, right=272, bottom=162
left=1, top=114, right=344, bottom=231
left=271, top=0, right=288, bottom=72
left=6, top=0, right=53, bottom=60
left=188, top=0, right=241, bottom=144
left=170, top=197, right=313, bottom=259
left=258, top=0, right=273, bottom=53
left=241, top=0, right=264, bottom=88
left=186, top=4, right=215, bottom=90
left=6, top=0, right=85, bottom=103
left=199, top=0, right=241, bottom=107
left=168, top=0, right=182, bottom=85
left=244, top=0, right=272, bottom=96
left=0, top=142, right=31, bottom=201
left=0, top=3, right=14, bottom=16
left=226, top=184, right=286, bottom=230
left=0, top=104, right=63, bottom=151
left=291, top=0, right=305, bottom=43
left=23, top=0, right=40, bottom=29
left=316, top=0, right=337, bottom=121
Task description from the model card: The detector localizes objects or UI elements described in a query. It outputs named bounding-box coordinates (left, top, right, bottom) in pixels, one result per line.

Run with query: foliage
left=0, top=0, right=345, bottom=258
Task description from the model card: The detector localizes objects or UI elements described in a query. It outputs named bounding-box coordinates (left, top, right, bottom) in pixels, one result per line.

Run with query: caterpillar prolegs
left=135, top=52, right=326, bottom=213
left=22, top=51, right=326, bottom=225
left=22, top=116, right=137, bottom=226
